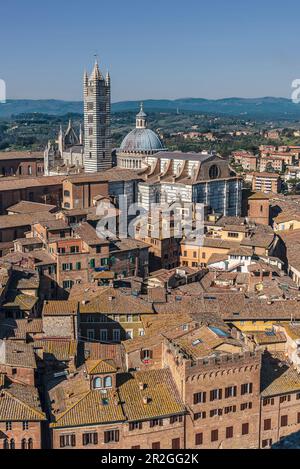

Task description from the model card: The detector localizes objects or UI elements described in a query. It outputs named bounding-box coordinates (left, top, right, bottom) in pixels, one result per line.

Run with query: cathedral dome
left=119, top=103, right=165, bottom=154
left=120, top=128, right=164, bottom=153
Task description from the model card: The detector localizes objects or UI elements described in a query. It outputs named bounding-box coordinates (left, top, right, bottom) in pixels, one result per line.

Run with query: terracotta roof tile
left=0, top=382, right=45, bottom=421
left=261, top=353, right=300, bottom=396
left=119, top=369, right=185, bottom=422
left=42, top=300, right=78, bottom=316
left=0, top=341, right=36, bottom=369
left=85, top=359, right=117, bottom=375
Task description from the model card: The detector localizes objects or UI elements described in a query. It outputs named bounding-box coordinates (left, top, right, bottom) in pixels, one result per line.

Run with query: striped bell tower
left=83, top=60, right=112, bottom=172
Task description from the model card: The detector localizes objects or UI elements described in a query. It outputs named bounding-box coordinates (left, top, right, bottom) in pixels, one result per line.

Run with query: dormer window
left=141, top=349, right=152, bottom=360
left=93, top=375, right=113, bottom=389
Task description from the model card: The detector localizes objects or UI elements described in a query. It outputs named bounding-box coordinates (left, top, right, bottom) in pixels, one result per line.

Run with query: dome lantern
left=119, top=104, right=167, bottom=156
left=136, top=102, right=147, bottom=129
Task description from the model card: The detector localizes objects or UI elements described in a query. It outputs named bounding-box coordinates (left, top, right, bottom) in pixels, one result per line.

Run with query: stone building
left=83, top=61, right=112, bottom=172
left=138, top=152, right=242, bottom=216
left=42, top=300, right=79, bottom=340
left=117, top=106, right=242, bottom=217
left=117, top=103, right=166, bottom=170
left=44, top=121, right=84, bottom=176
left=44, top=59, right=112, bottom=176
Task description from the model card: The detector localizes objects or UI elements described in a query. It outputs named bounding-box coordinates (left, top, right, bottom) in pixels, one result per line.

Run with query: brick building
left=0, top=151, right=44, bottom=178
left=260, top=353, right=300, bottom=448
left=48, top=366, right=185, bottom=450
left=0, top=375, right=46, bottom=450
left=0, top=176, right=63, bottom=215
left=248, top=192, right=270, bottom=226
left=164, top=335, right=261, bottom=449
left=0, top=211, right=56, bottom=244
left=62, top=168, right=143, bottom=210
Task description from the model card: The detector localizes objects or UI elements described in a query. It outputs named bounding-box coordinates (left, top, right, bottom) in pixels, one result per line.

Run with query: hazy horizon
left=1, top=0, right=300, bottom=102
left=4, top=96, right=294, bottom=103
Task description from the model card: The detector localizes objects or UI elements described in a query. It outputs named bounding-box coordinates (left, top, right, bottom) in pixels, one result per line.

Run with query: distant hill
left=1, top=97, right=300, bottom=120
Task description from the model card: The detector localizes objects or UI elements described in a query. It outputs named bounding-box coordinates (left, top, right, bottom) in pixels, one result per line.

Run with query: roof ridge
left=4, top=388, right=45, bottom=420
left=87, top=358, right=116, bottom=373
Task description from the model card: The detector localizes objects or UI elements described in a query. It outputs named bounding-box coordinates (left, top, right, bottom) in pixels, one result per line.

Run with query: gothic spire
left=83, top=70, right=88, bottom=86
left=91, top=59, right=103, bottom=80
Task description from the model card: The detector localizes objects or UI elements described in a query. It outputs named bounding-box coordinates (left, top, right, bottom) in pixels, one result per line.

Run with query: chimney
left=0, top=339, right=6, bottom=365
left=143, top=396, right=149, bottom=405
left=139, top=382, right=146, bottom=391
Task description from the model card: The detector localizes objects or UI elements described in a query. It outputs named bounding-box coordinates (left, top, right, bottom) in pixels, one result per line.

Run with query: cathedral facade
left=117, top=105, right=242, bottom=216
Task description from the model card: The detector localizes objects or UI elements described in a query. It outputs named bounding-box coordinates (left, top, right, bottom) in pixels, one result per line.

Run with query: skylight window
left=209, top=326, right=229, bottom=338
left=192, top=339, right=202, bottom=346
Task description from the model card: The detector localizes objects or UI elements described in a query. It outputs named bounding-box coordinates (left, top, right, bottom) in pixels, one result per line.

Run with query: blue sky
left=0, top=0, right=299, bottom=101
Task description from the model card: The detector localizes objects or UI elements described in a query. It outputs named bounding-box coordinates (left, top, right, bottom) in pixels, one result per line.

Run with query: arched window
left=28, top=166, right=32, bottom=175
left=3, top=439, right=9, bottom=450
left=28, top=438, right=33, bottom=450
left=21, top=439, right=27, bottom=449
left=209, top=164, right=220, bottom=179
left=94, top=377, right=102, bottom=389
left=104, top=376, right=112, bottom=388
left=10, top=439, right=15, bottom=450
